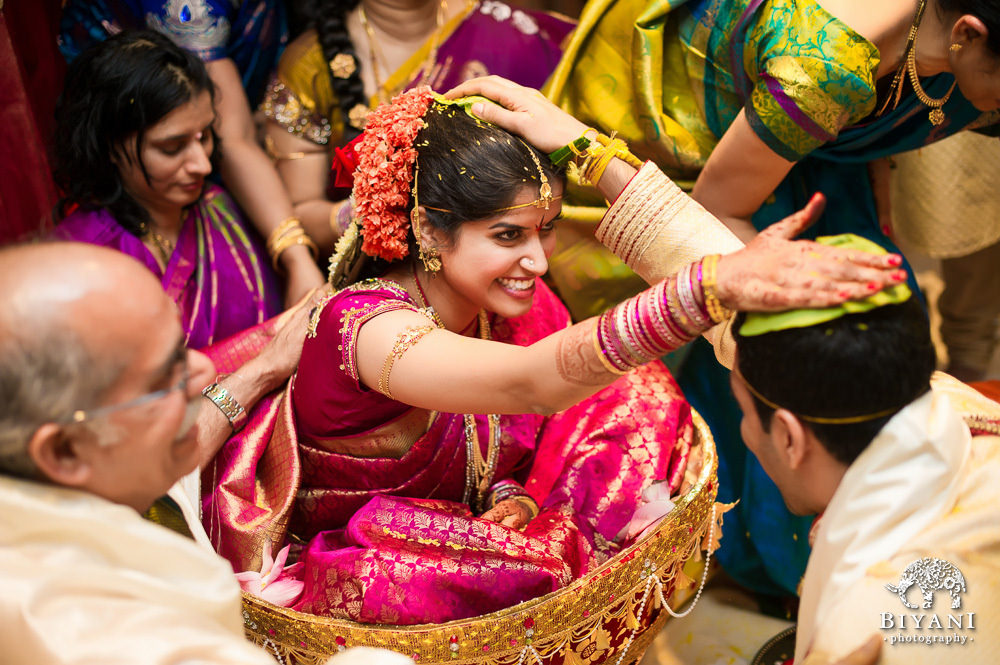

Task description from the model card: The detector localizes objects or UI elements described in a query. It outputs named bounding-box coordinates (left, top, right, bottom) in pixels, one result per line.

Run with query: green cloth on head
left=738, top=234, right=911, bottom=337
left=432, top=94, right=495, bottom=122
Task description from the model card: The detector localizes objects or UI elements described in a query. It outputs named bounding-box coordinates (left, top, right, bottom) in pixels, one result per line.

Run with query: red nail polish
left=838, top=290, right=850, bottom=299
left=867, top=282, right=880, bottom=291
left=894, top=270, right=907, bottom=281
left=888, top=255, right=903, bottom=267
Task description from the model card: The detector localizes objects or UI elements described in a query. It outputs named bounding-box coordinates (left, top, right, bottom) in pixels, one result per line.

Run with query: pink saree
left=203, top=279, right=694, bottom=625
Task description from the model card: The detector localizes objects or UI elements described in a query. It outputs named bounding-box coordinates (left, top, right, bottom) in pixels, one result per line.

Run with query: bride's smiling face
left=432, top=183, right=562, bottom=320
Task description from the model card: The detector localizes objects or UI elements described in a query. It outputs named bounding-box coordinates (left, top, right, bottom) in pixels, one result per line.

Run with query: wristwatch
left=202, top=382, right=248, bottom=433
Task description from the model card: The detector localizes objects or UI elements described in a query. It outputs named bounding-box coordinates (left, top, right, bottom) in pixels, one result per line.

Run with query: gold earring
left=950, top=43, right=963, bottom=53
left=424, top=246, right=442, bottom=273
left=411, top=163, right=441, bottom=273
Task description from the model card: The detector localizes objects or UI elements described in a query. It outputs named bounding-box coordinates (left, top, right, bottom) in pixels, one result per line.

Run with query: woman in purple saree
left=51, top=31, right=281, bottom=349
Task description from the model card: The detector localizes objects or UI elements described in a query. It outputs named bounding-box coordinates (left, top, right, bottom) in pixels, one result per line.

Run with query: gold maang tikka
left=519, top=138, right=553, bottom=210
left=411, top=163, right=442, bottom=272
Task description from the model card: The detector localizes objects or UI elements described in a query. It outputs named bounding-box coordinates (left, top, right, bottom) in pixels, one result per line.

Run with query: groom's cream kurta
left=800, top=373, right=1000, bottom=664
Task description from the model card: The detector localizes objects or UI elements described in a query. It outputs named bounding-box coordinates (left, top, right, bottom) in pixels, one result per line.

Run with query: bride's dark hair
left=53, top=30, right=217, bottom=236
left=351, top=102, right=565, bottom=281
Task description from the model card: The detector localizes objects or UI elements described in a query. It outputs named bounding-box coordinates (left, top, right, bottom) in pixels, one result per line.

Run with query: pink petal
left=272, top=544, right=291, bottom=570
left=260, top=540, right=274, bottom=573
left=260, top=579, right=305, bottom=607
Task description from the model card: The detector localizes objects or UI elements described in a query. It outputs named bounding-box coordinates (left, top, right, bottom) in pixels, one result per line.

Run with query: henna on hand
left=715, top=193, right=906, bottom=312
left=480, top=497, right=535, bottom=529
left=556, top=321, right=615, bottom=386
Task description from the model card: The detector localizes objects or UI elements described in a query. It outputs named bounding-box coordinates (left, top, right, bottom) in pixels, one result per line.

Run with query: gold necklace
left=907, top=42, right=957, bottom=126
left=409, top=265, right=499, bottom=510
left=358, top=5, right=389, bottom=104
left=410, top=263, right=446, bottom=327
left=879, top=0, right=955, bottom=125
left=416, top=0, right=449, bottom=88
left=146, top=229, right=175, bottom=267
left=358, top=0, right=448, bottom=98
left=463, top=311, right=499, bottom=512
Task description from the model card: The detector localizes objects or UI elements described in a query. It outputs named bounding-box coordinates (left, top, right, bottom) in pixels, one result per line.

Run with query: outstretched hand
left=253, top=287, right=328, bottom=388
left=715, top=193, right=907, bottom=311
left=444, top=76, right=588, bottom=153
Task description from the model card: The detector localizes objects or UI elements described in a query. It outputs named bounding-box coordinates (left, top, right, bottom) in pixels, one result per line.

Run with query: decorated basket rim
left=241, top=408, right=719, bottom=662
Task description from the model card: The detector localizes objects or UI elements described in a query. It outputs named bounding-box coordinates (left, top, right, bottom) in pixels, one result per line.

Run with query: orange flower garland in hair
left=353, top=86, right=435, bottom=262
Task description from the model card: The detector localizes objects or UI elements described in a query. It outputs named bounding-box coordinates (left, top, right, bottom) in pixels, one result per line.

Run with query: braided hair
left=315, top=0, right=367, bottom=142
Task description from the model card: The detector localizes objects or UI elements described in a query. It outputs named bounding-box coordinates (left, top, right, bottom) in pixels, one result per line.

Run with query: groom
left=730, top=245, right=1000, bottom=665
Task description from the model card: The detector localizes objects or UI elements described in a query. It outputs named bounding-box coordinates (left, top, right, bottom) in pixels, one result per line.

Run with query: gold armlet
left=377, top=325, right=436, bottom=400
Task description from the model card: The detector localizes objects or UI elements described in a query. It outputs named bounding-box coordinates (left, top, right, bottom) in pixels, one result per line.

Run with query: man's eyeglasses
left=63, top=365, right=189, bottom=425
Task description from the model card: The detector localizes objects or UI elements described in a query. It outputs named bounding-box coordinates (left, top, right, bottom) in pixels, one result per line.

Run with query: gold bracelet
left=700, top=254, right=732, bottom=324
left=267, top=217, right=319, bottom=271
left=515, top=495, right=540, bottom=519
left=377, top=325, right=435, bottom=399
left=267, top=216, right=303, bottom=249
left=269, top=230, right=319, bottom=272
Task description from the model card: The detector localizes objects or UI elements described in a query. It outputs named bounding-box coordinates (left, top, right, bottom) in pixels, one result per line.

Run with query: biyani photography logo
left=880, top=557, right=975, bottom=647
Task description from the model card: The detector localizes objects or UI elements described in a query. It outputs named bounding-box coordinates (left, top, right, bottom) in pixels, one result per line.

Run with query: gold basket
left=242, top=410, right=719, bottom=665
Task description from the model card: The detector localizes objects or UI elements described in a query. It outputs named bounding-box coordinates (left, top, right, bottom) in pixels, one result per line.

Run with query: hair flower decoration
left=353, top=86, right=435, bottom=262
left=330, top=135, right=363, bottom=190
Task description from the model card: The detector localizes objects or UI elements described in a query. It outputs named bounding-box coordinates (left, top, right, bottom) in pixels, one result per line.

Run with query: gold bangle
left=378, top=325, right=435, bottom=399
left=515, top=495, right=540, bottom=520
left=700, top=254, right=732, bottom=324
left=270, top=231, right=319, bottom=272
left=267, top=216, right=304, bottom=253
left=591, top=322, right=628, bottom=375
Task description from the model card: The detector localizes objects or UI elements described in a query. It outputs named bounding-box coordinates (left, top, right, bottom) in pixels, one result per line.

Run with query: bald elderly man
left=0, top=243, right=405, bottom=665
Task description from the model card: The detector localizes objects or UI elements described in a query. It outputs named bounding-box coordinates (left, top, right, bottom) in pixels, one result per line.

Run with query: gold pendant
left=929, top=107, right=945, bottom=126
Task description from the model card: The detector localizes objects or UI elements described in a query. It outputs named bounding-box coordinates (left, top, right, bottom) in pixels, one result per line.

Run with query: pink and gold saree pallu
left=200, top=281, right=724, bottom=663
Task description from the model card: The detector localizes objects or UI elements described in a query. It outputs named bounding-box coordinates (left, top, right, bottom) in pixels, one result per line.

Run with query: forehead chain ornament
left=519, top=139, right=553, bottom=210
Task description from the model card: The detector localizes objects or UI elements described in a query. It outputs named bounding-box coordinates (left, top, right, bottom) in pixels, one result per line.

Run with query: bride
left=205, top=85, right=904, bottom=624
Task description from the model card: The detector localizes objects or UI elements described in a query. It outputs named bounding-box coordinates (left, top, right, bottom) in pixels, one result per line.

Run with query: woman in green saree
left=545, top=0, right=1000, bottom=598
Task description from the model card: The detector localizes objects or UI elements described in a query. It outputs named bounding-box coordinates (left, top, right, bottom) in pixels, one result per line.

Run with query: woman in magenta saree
left=55, top=187, right=280, bottom=349
left=204, top=87, right=712, bottom=625
left=51, top=31, right=281, bottom=349
left=204, top=86, right=894, bottom=625
left=285, top=279, right=692, bottom=622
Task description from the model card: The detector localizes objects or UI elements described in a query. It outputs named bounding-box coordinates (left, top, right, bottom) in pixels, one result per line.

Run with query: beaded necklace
left=410, top=264, right=499, bottom=510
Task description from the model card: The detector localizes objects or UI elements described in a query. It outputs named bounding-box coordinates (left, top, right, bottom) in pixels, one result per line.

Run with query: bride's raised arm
left=444, top=76, right=907, bottom=314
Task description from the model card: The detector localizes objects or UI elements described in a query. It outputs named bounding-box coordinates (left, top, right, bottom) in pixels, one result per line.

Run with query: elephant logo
left=885, top=557, right=967, bottom=610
